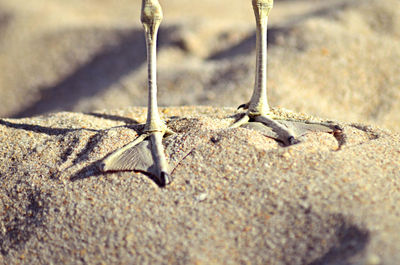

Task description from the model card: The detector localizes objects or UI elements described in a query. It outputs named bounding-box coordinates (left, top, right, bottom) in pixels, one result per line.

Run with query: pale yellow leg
left=101, top=0, right=173, bottom=186
left=231, top=0, right=340, bottom=146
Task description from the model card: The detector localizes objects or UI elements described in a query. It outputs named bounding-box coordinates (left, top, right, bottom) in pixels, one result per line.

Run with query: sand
left=0, top=106, right=400, bottom=265
left=1, top=0, right=400, bottom=264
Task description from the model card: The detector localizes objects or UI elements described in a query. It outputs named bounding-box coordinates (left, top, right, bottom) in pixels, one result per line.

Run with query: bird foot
left=100, top=128, right=174, bottom=187
left=230, top=111, right=341, bottom=146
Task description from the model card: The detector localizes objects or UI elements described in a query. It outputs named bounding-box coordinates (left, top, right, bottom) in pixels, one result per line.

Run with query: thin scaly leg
left=100, top=0, right=173, bottom=186
left=231, top=0, right=340, bottom=145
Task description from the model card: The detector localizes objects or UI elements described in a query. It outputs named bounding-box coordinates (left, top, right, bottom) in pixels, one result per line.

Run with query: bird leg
left=231, top=0, right=340, bottom=145
left=100, top=0, right=173, bottom=186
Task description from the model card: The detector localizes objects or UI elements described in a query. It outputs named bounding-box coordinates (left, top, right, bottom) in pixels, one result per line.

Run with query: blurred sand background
left=1, top=1, right=400, bottom=264
left=0, top=0, right=399, bottom=131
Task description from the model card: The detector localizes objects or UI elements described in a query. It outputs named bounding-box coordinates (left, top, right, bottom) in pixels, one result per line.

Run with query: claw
left=334, top=125, right=343, bottom=131
left=237, top=103, right=249, bottom=110
left=160, top=171, right=173, bottom=186
left=288, top=136, right=299, bottom=145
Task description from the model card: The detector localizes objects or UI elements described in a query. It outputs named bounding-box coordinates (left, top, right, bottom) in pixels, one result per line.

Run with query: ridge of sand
left=1, top=106, right=399, bottom=264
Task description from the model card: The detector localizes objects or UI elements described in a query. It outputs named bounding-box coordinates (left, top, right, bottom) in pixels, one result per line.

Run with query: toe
left=159, top=171, right=173, bottom=186
left=288, top=136, right=300, bottom=145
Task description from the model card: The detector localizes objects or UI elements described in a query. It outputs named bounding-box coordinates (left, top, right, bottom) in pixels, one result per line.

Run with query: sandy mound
left=0, top=106, right=399, bottom=264
left=0, top=0, right=398, bottom=132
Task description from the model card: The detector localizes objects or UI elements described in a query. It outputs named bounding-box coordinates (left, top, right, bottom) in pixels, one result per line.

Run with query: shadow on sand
left=12, top=26, right=178, bottom=118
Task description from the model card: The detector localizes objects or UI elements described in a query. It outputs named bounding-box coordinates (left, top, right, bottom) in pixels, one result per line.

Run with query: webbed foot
left=100, top=128, right=174, bottom=187
left=231, top=110, right=341, bottom=146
